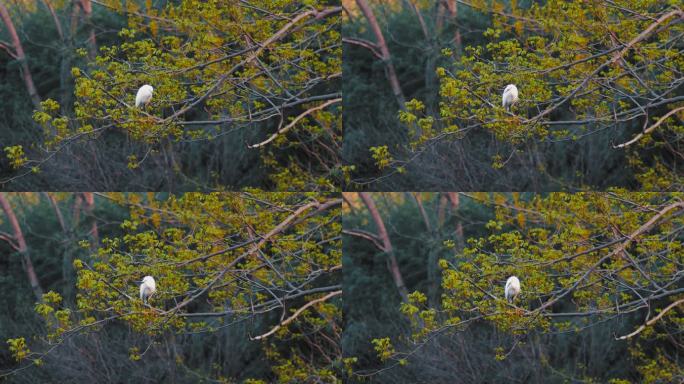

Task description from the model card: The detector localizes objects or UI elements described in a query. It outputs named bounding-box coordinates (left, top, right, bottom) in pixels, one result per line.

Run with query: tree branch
left=247, top=98, right=341, bottom=149
left=617, top=297, right=684, bottom=340
left=613, top=105, right=684, bottom=148
left=250, top=290, right=342, bottom=340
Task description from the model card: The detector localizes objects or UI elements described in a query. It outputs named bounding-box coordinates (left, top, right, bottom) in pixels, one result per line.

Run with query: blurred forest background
left=0, top=192, right=342, bottom=383
left=343, top=192, right=684, bottom=383
left=342, top=1, right=683, bottom=191
left=0, top=1, right=341, bottom=191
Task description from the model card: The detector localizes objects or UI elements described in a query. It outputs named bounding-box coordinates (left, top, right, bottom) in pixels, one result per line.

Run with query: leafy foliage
left=344, top=1, right=683, bottom=190
left=344, top=192, right=684, bottom=383
left=1, top=192, right=342, bottom=383
left=1, top=1, right=341, bottom=190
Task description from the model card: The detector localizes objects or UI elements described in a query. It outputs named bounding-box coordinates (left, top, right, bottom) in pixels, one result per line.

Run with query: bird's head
left=142, top=275, right=154, bottom=284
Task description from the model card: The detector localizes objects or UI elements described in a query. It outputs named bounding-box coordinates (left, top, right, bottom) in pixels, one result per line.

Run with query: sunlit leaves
left=370, top=145, right=392, bottom=170
left=7, top=338, right=30, bottom=362
left=6, top=1, right=341, bottom=189
left=378, top=193, right=684, bottom=380
left=3, top=145, right=28, bottom=169
left=371, top=337, right=395, bottom=362
left=381, top=1, right=684, bottom=183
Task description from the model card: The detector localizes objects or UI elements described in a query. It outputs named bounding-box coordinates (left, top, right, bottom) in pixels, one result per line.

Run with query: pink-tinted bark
left=0, top=193, right=44, bottom=301
left=354, top=0, right=405, bottom=108
left=0, top=4, right=41, bottom=109
left=359, top=192, right=409, bottom=303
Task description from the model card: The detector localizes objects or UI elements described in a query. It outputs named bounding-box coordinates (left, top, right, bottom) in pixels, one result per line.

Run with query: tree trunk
left=447, top=192, right=464, bottom=249
left=437, top=193, right=448, bottom=228
left=411, top=193, right=432, bottom=232
left=44, top=192, right=67, bottom=233
left=411, top=193, right=440, bottom=308
left=0, top=3, right=42, bottom=110
left=354, top=0, right=406, bottom=108
left=0, top=193, right=44, bottom=301
left=72, top=192, right=83, bottom=225
left=41, top=0, right=64, bottom=40
left=79, top=0, right=97, bottom=59
left=445, top=0, right=462, bottom=57
left=44, top=192, right=76, bottom=303
left=358, top=192, right=409, bottom=303
left=82, top=192, right=99, bottom=247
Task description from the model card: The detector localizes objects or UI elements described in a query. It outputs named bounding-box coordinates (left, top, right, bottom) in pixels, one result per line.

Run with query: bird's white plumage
left=135, top=84, right=154, bottom=107
left=502, top=84, right=519, bottom=112
left=505, top=275, right=520, bottom=303
left=140, top=275, right=156, bottom=303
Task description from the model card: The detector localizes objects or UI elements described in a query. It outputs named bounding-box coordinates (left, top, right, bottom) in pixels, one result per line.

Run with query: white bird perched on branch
left=139, top=275, right=156, bottom=304
left=502, top=84, right=519, bottom=112
left=135, top=84, right=154, bottom=108
left=505, top=276, right=520, bottom=303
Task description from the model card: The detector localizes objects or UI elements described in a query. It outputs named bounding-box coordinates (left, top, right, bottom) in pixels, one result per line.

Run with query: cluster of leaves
left=371, top=192, right=684, bottom=383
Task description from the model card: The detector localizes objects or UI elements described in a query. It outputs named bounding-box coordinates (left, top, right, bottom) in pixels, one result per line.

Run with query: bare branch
left=247, top=98, right=341, bottom=149
left=343, top=229, right=385, bottom=251
left=250, top=290, right=342, bottom=341
left=617, top=297, right=684, bottom=340
left=614, top=105, right=684, bottom=148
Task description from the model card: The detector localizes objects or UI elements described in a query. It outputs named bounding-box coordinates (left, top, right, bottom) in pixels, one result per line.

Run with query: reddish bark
left=447, top=192, right=464, bottom=249
left=44, top=192, right=67, bottom=233
left=0, top=193, right=44, bottom=301
left=42, top=0, right=64, bottom=40
left=411, top=193, right=431, bottom=232
left=0, top=4, right=42, bottom=109
left=358, top=192, right=409, bottom=303
left=72, top=193, right=83, bottom=225
left=445, top=0, right=462, bottom=56
left=79, top=0, right=97, bottom=59
left=354, top=0, right=406, bottom=108
left=437, top=193, right=448, bottom=228
left=82, top=192, right=99, bottom=246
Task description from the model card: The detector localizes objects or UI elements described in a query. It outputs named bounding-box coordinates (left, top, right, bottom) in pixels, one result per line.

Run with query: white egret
left=139, top=275, right=156, bottom=304
left=135, top=84, right=154, bottom=108
left=502, top=84, right=519, bottom=112
left=505, top=276, right=521, bottom=303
